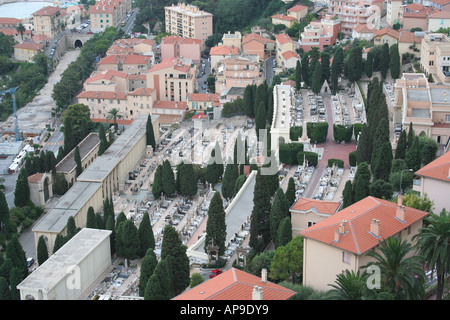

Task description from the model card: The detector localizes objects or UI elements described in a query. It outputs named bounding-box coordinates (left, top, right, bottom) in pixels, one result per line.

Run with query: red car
left=209, top=268, right=222, bottom=278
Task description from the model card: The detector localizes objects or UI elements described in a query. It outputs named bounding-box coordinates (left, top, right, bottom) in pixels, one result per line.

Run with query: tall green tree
left=395, top=130, right=407, bottom=159
left=116, top=219, right=140, bottom=264
left=311, top=62, right=323, bottom=94
left=295, top=60, right=302, bottom=90
left=0, top=277, right=10, bottom=300
left=0, top=191, right=9, bottom=232
left=250, top=170, right=271, bottom=253
left=352, top=162, right=371, bottom=202
left=206, top=142, right=223, bottom=186
left=301, top=53, right=310, bottom=87
left=270, top=236, right=303, bottom=284
left=162, top=160, right=176, bottom=196
left=144, top=274, right=166, bottom=300
left=380, top=43, right=390, bottom=79
left=152, top=259, right=172, bottom=300
left=139, top=250, right=158, bottom=296
left=285, top=177, right=296, bottom=206
left=342, top=180, right=354, bottom=208
left=321, top=52, right=331, bottom=83
left=152, top=164, right=164, bottom=199
left=405, top=136, right=421, bottom=172
left=160, top=225, right=190, bottom=296
left=14, top=168, right=30, bottom=208
left=277, top=217, right=292, bottom=248
left=179, top=162, right=198, bottom=197
left=9, top=267, right=21, bottom=300
left=37, top=235, right=48, bottom=266
left=413, top=209, right=450, bottom=300
left=389, top=44, right=400, bottom=79
left=205, top=192, right=227, bottom=256
left=74, top=146, right=83, bottom=177
left=138, top=211, right=155, bottom=257
left=270, top=188, right=290, bottom=248
left=365, top=50, right=374, bottom=78
left=98, top=123, right=108, bottom=156
left=221, top=162, right=238, bottom=199
left=146, top=114, right=156, bottom=150
left=255, top=101, right=267, bottom=140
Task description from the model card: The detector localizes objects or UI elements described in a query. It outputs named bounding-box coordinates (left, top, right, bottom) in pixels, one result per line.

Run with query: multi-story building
left=327, top=0, right=384, bottom=37
left=299, top=14, right=341, bottom=52
left=215, top=55, right=264, bottom=94
left=210, top=44, right=239, bottom=72
left=287, top=4, right=309, bottom=21
left=186, top=93, right=220, bottom=116
left=146, top=57, right=196, bottom=102
left=83, top=69, right=129, bottom=92
left=299, top=196, right=428, bottom=292
left=420, top=33, right=450, bottom=83
left=402, top=3, right=438, bottom=31
left=373, top=27, right=399, bottom=46
left=106, top=38, right=155, bottom=57
left=32, top=6, right=62, bottom=38
left=242, top=32, right=275, bottom=61
left=352, top=23, right=376, bottom=40
left=89, top=0, right=131, bottom=33
left=275, top=33, right=296, bottom=66
left=428, top=10, right=450, bottom=31
left=221, top=31, right=242, bottom=51
left=160, top=35, right=202, bottom=63
left=97, top=54, right=153, bottom=75
left=386, top=0, right=404, bottom=27
left=13, top=42, right=44, bottom=62
left=164, top=3, right=213, bottom=49
left=392, top=73, right=450, bottom=145
left=271, top=13, right=297, bottom=28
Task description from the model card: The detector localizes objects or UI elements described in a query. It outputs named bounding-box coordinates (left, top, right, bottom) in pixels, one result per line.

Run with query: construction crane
left=0, top=86, right=22, bottom=141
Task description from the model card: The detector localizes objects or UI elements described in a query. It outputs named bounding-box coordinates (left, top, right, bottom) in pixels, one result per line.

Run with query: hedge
left=353, top=123, right=363, bottom=141
left=333, top=124, right=353, bottom=142
left=296, top=151, right=318, bottom=167
left=279, top=143, right=304, bottom=165
left=289, top=126, right=303, bottom=141
left=307, top=122, right=328, bottom=144
left=328, top=158, right=344, bottom=168
left=349, top=151, right=357, bottom=167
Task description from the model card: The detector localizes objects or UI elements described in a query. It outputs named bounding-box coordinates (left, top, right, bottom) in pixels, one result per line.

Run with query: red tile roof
left=288, top=4, right=308, bottom=12
left=415, top=151, right=450, bottom=182
left=27, top=173, right=45, bottom=184
left=0, top=17, right=22, bottom=25
left=374, top=27, right=399, bottom=40
left=429, top=10, right=450, bottom=19
left=188, top=93, right=220, bottom=102
left=172, top=268, right=296, bottom=300
left=91, top=118, right=134, bottom=126
left=272, top=14, right=296, bottom=21
left=128, top=87, right=155, bottom=96
left=291, top=198, right=342, bottom=215
left=149, top=58, right=190, bottom=73
left=210, top=44, right=238, bottom=56
left=13, top=42, right=44, bottom=51
left=76, top=91, right=127, bottom=100
left=152, top=100, right=187, bottom=110
left=33, top=6, right=60, bottom=16
left=282, top=50, right=300, bottom=60
left=399, top=31, right=424, bottom=43
left=299, top=196, right=428, bottom=255
left=242, top=33, right=275, bottom=45
left=162, top=35, right=201, bottom=45
left=98, top=54, right=151, bottom=65
left=275, top=33, right=294, bottom=45
left=84, top=70, right=128, bottom=83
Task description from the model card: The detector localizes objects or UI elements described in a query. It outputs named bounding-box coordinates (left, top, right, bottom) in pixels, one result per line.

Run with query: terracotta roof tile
left=32, top=6, right=60, bottom=16
left=415, top=151, right=450, bottom=182
left=210, top=44, right=239, bottom=56
left=188, top=93, right=220, bottom=102
left=84, top=70, right=128, bottom=83
left=275, top=33, right=294, bottom=45
left=76, top=91, right=127, bottom=100
left=272, top=14, right=296, bottom=21
left=374, top=27, right=399, bottom=39
left=291, top=198, right=341, bottom=215
left=288, top=4, right=308, bottom=12
left=172, top=268, right=296, bottom=300
left=153, top=100, right=187, bottom=110
left=13, top=42, right=44, bottom=50
left=242, top=33, right=275, bottom=44
left=282, top=50, right=300, bottom=60
left=299, top=196, right=428, bottom=255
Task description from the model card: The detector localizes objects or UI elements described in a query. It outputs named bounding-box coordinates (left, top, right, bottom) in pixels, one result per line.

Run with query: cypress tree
left=321, top=52, right=331, bottom=83
left=160, top=225, right=190, bottom=296
left=117, top=219, right=140, bottom=263
left=0, top=191, right=9, bottom=232
left=9, top=267, right=21, bottom=300
left=222, top=163, right=238, bottom=200
left=243, top=84, right=254, bottom=117
left=152, top=164, right=164, bottom=199
left=144, top=274, right=166, bottom=300
left=162, top=160, right=176, bottom=196
left=285, top=177, right=296, bottom=206
left=63, top=116, right=76, bottom=154
left=74, top=146, right=82, bottom=177
left=139, top=250, right=158, bottom=296
left=295, top=60, right=302, bottom=90
left=98, top=123, right=108, bottom=156
left=277, top=217, right=292, bottom=248
left=179, top=162, right=198, bottom=197
left=380, top=43, right=390, bottom=79
left=311, top=62, right=323, bottom=94
left=352, top=162, right=371, bottom=202
left=269, top=188, right=290, bottom=247
left=389, top=44, right=400, bottom=79
left=370, top=118, right=390, bottom=166
left=66, top=216, right=77, bottom=241
left=342, top=180, right=354, bottom=208
left=14, top=168, right=30, bottom=207
left=6, top=235, right=27, bottom=278
left=365, top=50, right=374, bottom=78
left=356, top=123, right=372, bottom=164
left=138, top=211, right=155, bottom=257
left=395, top=129, right=407, bottom=159
left=86, top=206, right=97, bottom=229
left=53, top=234, right=65, bottom=254
left=37, top=235, right=48, bottom=266
left=0, top=277, right=10, bottom=300
left=255, top=101, right=266, bottom=140
left=371, top=141, right=393, bottom=181
left=205, top=192, right=227, bottom=256
left=206, top=142, right=223, bottom=186
left=249, top=170, right=271, bottom=253
left=152, top=259, right=172, bottom=300
left=95, top=212, right=104, bottom=229
left=407, top=122, right=415, bottom=150
left=301, top=53, right=310, bottom=87
left=105, top=215, right=115, bottom=255
left=405, top=136, right=422, bottom=172
left=146, top=114, right=156, bottom=150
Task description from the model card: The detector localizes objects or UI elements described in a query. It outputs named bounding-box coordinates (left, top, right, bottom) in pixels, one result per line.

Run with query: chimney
left=252, top=286, right=263, bottom=300
left=396, top=194, right=406, bottom=222
left=261, top=268, right=267, bottom=283
left=334, top=229, right=340, bottom=242
left=370, top=219, right=380, bottom=237
left=339, top=219, right=347, bottom=234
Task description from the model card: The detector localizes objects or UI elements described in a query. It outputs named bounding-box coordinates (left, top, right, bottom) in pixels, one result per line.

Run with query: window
left=342, top=251, right=351, bottom=264
left=446, top=114, right=450, bottom=122
left=307, top=221, right=316, bottom=227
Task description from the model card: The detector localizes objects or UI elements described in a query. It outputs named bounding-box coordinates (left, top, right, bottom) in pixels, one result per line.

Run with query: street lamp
left=400, top=168, right=413, bottom=195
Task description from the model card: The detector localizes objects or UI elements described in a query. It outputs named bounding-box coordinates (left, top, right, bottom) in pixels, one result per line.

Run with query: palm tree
left=363, top=237, right=426, bottom=300
left=15, top=22, right=26, bottom=40
left=106, top=108, right=123, bottom=131
left=327, top=270, right=368, bottom=300
left=413, top=209, right=450, bottom=300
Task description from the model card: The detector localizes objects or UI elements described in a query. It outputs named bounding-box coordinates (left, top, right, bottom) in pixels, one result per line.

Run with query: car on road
left=209, top=269, right=222, bottom=278
left=26, top=257, right=34, bottom=268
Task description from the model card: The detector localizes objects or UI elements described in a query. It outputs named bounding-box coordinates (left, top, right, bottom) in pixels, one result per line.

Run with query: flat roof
left=56, top=133, right=100, bottom=173
left=407, top=89, right=430, bottom=102
left=430, top=87, right=450, bottom=104
left=17, top=228, right=111, bottom=293
left=32, top=181, right=102, bottom=233
left=411, top=108, right=431, bottom=118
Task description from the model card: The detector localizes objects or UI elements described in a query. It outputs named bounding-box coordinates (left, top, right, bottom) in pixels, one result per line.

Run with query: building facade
left=215, top=56, right=264, bottom=94
left=299, top=14, right=341, bottom=52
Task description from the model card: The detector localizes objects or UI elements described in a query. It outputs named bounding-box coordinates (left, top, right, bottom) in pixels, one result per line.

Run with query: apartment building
left=352, top=23, right=376, bottom=40
left=160, top=35, right=202, bottom=62
left=386, top=0, right=404, bottom=27
left=428, top=10, right=450, bottom=31
left=106, top=38, right=155, bottom=56
left=146, top=57, right=195, bottom=102
left=215, top=56, right=264, bottom=94
left=210, top=44, right=239, bottom=72
left=275, top=33, right=296, bottom=67
left=83, top=69, right=129, bottom=93
left=221, top=31, right=242, bottom=51
left=392, top=73, right=450, bottom=145
left=77, top=87, right=156, bottom=120
left=13, top=42, right=44, bottom=62
left=242, top=32, right=275, bottom=61
left=398, top=30, right=424, bottom=58
left=299, top=14, right=341, bottom=52
left=271, top=14, right=297, bottom=28
left=97, top=54, right=152, bottom=74
left=287, top=4, right=309, bottom=21
left=32, top=6, right=62, bottom=38
left=327, top=0, right=384, bottom=37
left=89, top=0, right=131, bottom=33
left=299, top=196, right=428, bottom=292
left=164, top=3, right=213, bottom=49
left=186, top=93, right=220, bottom=116
left=414, top=151, right=450, bottom=215
left=420, top=33, right=450, bottom=83
left=402, top=3, right=438, bottom=31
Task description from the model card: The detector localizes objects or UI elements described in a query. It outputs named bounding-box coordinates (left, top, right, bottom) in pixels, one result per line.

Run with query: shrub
left=307, top=122, right=328, bottom=144
left=349, top=151, right=357, bottom=167
left=333, top=124, right=353, bottom=142
left=328, top=158, right=344, bottom=168
left=279, top=143, right=303, bottom=165
left=297, top=151, right=318, bottom=167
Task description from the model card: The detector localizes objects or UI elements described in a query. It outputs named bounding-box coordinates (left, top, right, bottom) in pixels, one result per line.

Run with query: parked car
left=209, top=268, right=222, bottom=278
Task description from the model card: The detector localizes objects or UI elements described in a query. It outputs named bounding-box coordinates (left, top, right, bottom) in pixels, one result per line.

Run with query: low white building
left=17, top=228, right=112, bottom=300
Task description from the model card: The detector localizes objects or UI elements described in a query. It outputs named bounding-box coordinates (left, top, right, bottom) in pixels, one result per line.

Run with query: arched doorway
left=74, top=39, right=83, bottom=48
left=43, top=177, right=51, bottom=202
